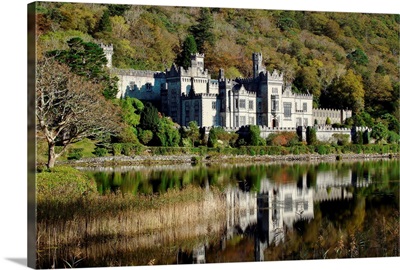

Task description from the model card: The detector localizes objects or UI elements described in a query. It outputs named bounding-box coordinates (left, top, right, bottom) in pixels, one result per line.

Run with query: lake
left=37, top=159, right=399, bottom=268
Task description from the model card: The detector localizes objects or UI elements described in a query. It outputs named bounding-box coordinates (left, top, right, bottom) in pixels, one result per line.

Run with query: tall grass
left=36, top=177, right=227, bottom=268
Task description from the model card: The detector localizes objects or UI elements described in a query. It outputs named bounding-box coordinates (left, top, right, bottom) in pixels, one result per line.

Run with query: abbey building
left=102, top=44, right=351, bottom=129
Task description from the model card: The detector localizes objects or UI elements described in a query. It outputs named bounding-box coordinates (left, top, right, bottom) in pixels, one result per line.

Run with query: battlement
left=182, top=92, right=219, bottom=99
left=313, top=108, right=350, bottom=113
left=267, top=70, right=284, bottom=81
left=112, top=68, right=166, bottom=78
left=100, top=43, right=113, bottom=52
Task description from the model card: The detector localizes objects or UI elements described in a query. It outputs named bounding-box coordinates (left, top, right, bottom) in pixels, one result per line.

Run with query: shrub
left=138, top=129, right=153, bottom=145
left=266, top=131, right=299, bottom=146
left=37, top=166, right=97, bottom=203
left=306, top=126, right=317, bottom=145
left=362, top=130, right=370, bottom=144
left=316, top=144, right=331, bottom=155
left=112, top=143, right=122, bottom=156
left=93, top=147, right=108, bottom=157
left=332, top=133, right=350, bottom=146
left=67, top=148, right=83, bottom=160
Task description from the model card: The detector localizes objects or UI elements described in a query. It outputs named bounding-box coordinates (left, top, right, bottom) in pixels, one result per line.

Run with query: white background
left=1, top=0, right=399, bottom=269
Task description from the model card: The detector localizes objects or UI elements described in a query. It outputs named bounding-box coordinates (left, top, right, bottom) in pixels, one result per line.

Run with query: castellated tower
left=100, top=43, right=114, bottom=68
left=191, top=53, right=205, bottom=71
left=252, top=52, right=265, bottom=78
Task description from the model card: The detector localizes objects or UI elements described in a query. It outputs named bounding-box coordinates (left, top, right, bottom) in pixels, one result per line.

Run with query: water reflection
left=66, top=160, right=398, bottom=266
left=222, top=167, right=367, bottom=261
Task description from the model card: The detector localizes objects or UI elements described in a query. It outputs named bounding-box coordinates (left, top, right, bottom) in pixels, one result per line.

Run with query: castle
left=102, top=44, right=351, bottom=130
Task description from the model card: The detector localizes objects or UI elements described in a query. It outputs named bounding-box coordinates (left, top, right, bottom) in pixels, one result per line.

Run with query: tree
left=47, top=37, right=119, bottom=99
left=139, top=103, right=161, bottom=133
left=248, top=125, right=263, bottom=146
left=328, top=69, right=365, bottom=114
left=187, top=121, right=200, bottom=147
left=189, top=8, right=215, bottom=53
left=176, top=35, right=197, bottom=69
left=371, top=122, right=388, bottom=143
left=36, top=57, right=121, bottom=168
left=97, top=9, right=111, bottom=32
left=306, top=126, right=317, bottom=145
left=207, top=127, right=218, bottom=148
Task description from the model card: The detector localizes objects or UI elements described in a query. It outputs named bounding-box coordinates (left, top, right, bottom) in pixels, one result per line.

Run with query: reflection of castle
left=223, top=167, right=370, bottom=262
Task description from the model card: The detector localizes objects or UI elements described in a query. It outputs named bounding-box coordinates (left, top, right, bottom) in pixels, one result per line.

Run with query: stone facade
left=106, top=47, right=350, bottom=129
left=313, top=108, right=352, bottom=125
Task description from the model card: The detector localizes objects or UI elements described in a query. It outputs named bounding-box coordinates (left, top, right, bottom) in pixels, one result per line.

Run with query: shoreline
left=56, top=152, right=399, bottom=167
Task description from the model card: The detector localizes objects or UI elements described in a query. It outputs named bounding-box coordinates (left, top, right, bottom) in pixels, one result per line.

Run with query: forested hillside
left=35, top=2, right=399, bottom=119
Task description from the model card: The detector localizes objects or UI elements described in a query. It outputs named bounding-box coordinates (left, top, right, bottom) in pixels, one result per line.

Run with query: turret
left=100, top=43, right=114, bottom=68
left=190, top=53, right=205, bottom=71
left=252, top=52, right=265, bottom=78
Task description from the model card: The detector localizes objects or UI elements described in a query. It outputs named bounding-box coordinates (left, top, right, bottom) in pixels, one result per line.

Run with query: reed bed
left=36, top=185, right=227, bottom=268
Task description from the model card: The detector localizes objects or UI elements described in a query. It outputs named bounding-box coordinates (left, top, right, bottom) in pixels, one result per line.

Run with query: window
left=235, top=116, right=239, bottom=127
left=249, top=100, right=254, bottom=110
left=284, top=194, right=293, bottom=212
left=249, top=116, right=255, bottom=125
left=145, top=82, right=152, bottom=91
left=212, top=101, right=216, bottom=110
left=271, top=95, right=279, bottom=111
left=303, top=118, right=308, bottom=127
left=239, top=99, right=246, bottom=109
left=303, top=102, right=307, bottom=112
left=240, top=116, right=246, bottom=126
left=235, top=99, right=239, bottom=110
left=283, top=102, right=292, bottom=118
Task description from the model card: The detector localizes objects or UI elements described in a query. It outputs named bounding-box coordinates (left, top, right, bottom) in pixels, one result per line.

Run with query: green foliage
left=207, top=127, right=218, bottom=148
left=325, top=117, right=331, bottom=125
left=176, top=35, right=197, bottom=69
left=326, top=69, right=365, bottom=114
left=371, top=122, right=389, bottom=143
left=186, top=121, right=200, bottom=147
left=93, top=147, right=108, bottom=157
left=189, top=8, right=215, bottom=52
left=67, top=148, right=83, bottom=160
left=138, top=129, right=153, bottom=145
left=306, top=126, right=317, bottom=145
left=37, top=3, right=400, bottom=119
left=248, top=125, right=263, bottom=146
left=139, top=103, right=161, bottom=132
left=37, top=166, right=97, bottom=203
left=362, top=130, right=370, bottom=145
left=47, top=37, right=119, bottom=99
left=112, top=143, right=122, bottom=155
left=98, top=9, right=111, bottom=32
left=155, top=117, right=181, bottom=147
left=331, top=133, right=350, bottom=146
left=119, top=97, right=144, bottom=126
left=347, top=48, right=369, bottom=66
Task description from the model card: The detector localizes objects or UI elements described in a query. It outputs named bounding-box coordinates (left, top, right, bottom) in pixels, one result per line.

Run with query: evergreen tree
left=189, top=8, right=215, bottom=53
left=306, top=126, right=317, bottom=145
left=139, top=103, right=161, bottom=133
left=207, top=127, right=217, bottom=147
left=47, top=37, right=119, bottom=99
left=176, top=35, right=197, bottom=69
left=98, top=9, right=111, bottom=32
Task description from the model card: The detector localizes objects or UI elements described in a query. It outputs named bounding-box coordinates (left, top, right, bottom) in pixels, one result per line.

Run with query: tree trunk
left=47, top=142, right=57, bottom=168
